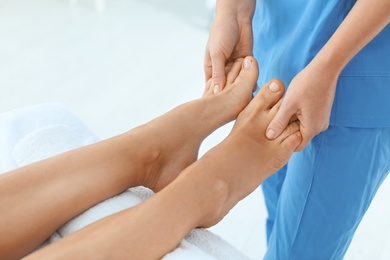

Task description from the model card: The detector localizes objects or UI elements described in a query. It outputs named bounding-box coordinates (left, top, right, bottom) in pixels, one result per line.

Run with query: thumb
left=266, top=103, right=296, bottom=140
left=210, top=52, right=227, bottom=93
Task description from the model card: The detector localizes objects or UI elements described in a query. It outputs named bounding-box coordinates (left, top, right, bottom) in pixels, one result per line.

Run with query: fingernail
left=244, top=58, right=252, bottom=69
left=269, top=82, right=280, bottom=92
left=213, top=84, right=221, bottom=94
left=266, top=129, right=275, bottom=139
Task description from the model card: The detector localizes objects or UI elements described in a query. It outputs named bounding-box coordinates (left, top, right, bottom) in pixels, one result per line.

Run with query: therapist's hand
left=265, top=0, right=390, bottom=151
left=265, top=61, right=339, bottom=151
left=204, top=0, right=255, bottom=93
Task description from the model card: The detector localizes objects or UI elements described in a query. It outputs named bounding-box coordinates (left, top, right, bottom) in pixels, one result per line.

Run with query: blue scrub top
left=253, top=0, right=390, bottom=127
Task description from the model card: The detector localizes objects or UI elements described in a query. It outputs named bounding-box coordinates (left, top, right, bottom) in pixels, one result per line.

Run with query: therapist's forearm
left=313, top=0, right=390, bottom=74
left=215, top=0, right=255, bottom=21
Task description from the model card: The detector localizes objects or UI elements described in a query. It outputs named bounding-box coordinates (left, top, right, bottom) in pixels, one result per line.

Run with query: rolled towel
left=164, top=239, right=216, bottom=260
left=13, top=124, right=85, bottom=167
left=0, top=103, right=98, bottom=173
left=180, top=228, right=250, bottom=260
left=58, top=190, right=143, bottom=236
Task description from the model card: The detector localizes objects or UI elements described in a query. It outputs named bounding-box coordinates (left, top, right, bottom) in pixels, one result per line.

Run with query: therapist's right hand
left=204, top=0, right=255, bottom=93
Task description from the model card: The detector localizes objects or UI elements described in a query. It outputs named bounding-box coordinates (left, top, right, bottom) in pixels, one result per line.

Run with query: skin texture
left=0, top=57, right=301, bottom=259
left=0, top=57, right=255, bottom=259
left=205, top=0, right=390, bottom=150
left=204, top=0, right=255, bottom=93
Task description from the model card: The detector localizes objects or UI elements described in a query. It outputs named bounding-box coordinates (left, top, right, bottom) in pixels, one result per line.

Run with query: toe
left=250, top=79, right=285, bottom=111
left=231, top=56, right=259, bottom=93
left=281, top=130, right=302, bottom=154
left=278, top=121, right=300, bottom=143
left=270, top=122, right=301, bottom=163
left=226, top=58, right=243, bottom=85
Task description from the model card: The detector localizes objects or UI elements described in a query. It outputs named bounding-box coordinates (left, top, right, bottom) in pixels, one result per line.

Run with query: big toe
left=230, top=56, right=259, bottom=93
left=247, top=79, right=285, bottom=113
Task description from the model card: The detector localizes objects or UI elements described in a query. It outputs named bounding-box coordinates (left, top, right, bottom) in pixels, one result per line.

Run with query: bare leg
left=0, top=57, right=258, bottom=259
left=26, top=78, right=301, bottom=260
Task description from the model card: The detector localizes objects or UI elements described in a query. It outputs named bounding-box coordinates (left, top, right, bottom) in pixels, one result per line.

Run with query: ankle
left=198, top=176, right=230, bottom=228
left=121, top=129, right=164, bottom=190
left=139, top=145, right=163, bottom=191
left=197, top=95, right=238, bottom=130
left=181, top=164, right=229, bottom=228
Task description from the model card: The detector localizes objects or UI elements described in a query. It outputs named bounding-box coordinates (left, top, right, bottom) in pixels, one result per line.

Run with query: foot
left=202, top=58, right=257, bottom=97
left=130, top=57, right=259, bottom=191
left=183, top=79, right=302, bottom=227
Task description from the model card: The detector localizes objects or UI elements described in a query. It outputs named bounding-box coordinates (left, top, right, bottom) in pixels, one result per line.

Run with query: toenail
left=244, top=58, right=252, bottom=69
left=266, top=129, right=276, bottom=139
left=269, top=82, right=280, bottom=92
left=213, top=84, right=221, bottom=93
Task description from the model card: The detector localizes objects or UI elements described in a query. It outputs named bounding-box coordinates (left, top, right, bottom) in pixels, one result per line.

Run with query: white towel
left=2, top=103, right=249, bottom=259
left=0, top=103, right=98, bottom=174
left=13, top=124, right=86, bottom=167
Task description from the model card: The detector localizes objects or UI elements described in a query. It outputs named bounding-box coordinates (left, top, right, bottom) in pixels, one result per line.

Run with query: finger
left=279, top=121, right=300, bottom=142
left=295, top=132, right=311, bottom=152
left=224, top=61, right=236, bottom=77
left=294, top=125, right=314, bottom=151
left=266, top=102, right=296, bottom=140
left=210, top=52, right=227, bottom=93
left=204, top=50, right=212, bottom=82
left=203, top=78, right=213, bottom=95
left=226, top=58, right=243, bottom=85
left=282, top=131, right=302, bottom=155
left=290, top=114, right=298, bottom=123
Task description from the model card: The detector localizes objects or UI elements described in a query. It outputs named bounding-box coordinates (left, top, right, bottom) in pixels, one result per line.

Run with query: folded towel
left=0, top=103, right=98, bottom=173
left=58, top=189, right=143, bottom=236
left=179, top=228, right=249, bottom=260
left=164, top=239, right=216, bottom=259
left=13, top=124, right=86, bottom=167
left=4, top=103, right=249, bottom=259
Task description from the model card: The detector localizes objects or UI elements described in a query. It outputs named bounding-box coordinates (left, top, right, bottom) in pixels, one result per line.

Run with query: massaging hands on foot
left=205, top=0, right=390, bottom=151
left=204, top=0, right=255, bottom=93
left=266, top=60, right=338, bottom=151
left=204, top=0, right=333, bottom=150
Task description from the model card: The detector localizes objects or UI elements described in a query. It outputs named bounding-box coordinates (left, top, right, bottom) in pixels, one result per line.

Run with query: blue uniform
left=252, top=0, right=390, bottom=259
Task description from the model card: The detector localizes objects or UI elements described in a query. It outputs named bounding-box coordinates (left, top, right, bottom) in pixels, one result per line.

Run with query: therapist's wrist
left=310, top=51, right=344, bottom=80
left=216, top=0, right=255, bottom=22
left=312, top=37, right=355, bottom=77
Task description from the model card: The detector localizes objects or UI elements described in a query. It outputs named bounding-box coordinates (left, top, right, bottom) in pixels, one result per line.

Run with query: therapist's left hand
left=265, top=61, right=339, bottom=151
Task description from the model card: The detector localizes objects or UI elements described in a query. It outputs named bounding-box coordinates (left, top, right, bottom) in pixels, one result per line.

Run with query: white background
left=1, top=0, right=389, bottom=258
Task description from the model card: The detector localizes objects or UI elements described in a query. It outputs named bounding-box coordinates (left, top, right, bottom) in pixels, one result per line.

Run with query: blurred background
left=1, top=0, right=389, bottom=259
